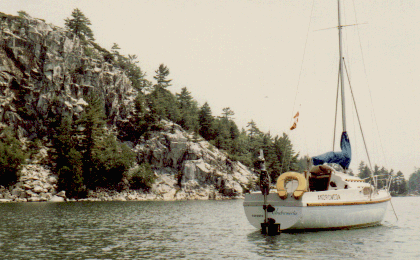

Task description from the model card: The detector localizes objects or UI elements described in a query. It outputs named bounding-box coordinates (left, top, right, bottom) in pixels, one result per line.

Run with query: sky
left=2, top=0, right=419, bottom=178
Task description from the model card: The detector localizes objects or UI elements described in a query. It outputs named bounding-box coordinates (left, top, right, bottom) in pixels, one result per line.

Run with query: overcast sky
left=3, top=0, right=419, bottom=178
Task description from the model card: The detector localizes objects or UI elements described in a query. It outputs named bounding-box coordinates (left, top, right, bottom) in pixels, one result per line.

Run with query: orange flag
left=290, top=112, right=299, bottom=130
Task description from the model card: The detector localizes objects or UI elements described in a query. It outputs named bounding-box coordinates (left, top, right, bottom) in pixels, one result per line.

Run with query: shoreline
left=0, top=194, right=245, bottom=203
left=0, top=187, right=245, bottom=203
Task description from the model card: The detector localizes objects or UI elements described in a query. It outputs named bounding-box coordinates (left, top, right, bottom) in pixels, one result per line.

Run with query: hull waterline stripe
left=281, top=221, right=382, bottom=232
left=307, top=197, right=391, bottom=207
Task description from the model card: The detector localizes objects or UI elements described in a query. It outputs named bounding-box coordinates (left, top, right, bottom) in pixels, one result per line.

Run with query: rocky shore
left=0, top=163, right=248, bottom=203
left=0, top=13, right=258, bottom=203
left=0, top=122, right=257, bottom=203
left=0, top=164, right=64, bottom=202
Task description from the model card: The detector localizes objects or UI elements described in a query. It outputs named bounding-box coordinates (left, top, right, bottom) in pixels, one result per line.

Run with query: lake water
left=0, top=197, right=419, bottom=259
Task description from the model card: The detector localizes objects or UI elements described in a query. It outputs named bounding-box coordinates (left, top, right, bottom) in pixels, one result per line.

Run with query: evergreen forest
left=0, top=9, right=418, bottom=197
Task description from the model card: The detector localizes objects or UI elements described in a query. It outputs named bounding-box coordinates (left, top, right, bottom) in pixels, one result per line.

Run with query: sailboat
left=243, top=0, right=392, bottom=233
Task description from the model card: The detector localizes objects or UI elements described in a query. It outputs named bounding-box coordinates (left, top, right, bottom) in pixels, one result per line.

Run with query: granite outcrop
left=0, top=13, right=257, bottom=202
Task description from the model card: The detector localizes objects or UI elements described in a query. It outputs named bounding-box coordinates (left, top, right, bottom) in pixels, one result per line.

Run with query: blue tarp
left=312, top=131, right=352, bottom=169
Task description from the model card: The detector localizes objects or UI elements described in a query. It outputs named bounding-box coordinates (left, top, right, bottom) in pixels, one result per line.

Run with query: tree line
left=1, top=8, right=419, bottom=197
left=0, top=8, right=301, bottom=197
left=62, top=7, right=420, bottom=196
left=357, top=161, right=412, bottom=196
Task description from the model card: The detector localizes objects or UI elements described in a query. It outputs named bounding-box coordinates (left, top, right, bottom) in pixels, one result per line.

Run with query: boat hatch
left=308, top=165, right=333, bottom=192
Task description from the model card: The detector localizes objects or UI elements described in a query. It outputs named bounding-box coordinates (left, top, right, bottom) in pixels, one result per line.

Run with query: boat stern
left=243, top=191, right=304, bottom=230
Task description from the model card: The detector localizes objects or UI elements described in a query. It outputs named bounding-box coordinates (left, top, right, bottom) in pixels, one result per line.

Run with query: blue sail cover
left=312, top=131, right=352, bottom=169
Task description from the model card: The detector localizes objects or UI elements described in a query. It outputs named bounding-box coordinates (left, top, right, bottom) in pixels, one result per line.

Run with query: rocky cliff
left=0, top=13, right=256, bottom=202
left=0, top=12, right=136, bottom=138
left=132, top=121, right=255, bottom=200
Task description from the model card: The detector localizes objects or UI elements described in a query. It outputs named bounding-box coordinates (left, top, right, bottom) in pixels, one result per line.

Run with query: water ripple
left=0, top=197, right=418, bottom=259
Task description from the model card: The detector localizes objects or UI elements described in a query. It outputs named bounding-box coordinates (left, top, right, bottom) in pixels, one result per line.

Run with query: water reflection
left=0, top=197, right=419, bottom=258
left=245, top=206, right=416, bottom=259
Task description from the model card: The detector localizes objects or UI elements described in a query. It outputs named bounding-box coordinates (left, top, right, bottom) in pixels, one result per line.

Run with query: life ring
left=276, top=172, right=307, bottom=200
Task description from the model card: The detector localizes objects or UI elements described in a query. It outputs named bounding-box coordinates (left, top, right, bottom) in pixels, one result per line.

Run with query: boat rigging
left=243, top=0, right=394, bottom=233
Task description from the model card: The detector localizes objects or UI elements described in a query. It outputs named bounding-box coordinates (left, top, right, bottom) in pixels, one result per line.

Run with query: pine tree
left=65, top=8, right=94, bottom=41
left=126, top=54, right=147, bottom=91
left=50, top=114, right=86, bottom=198
left=213, top=108, right=239, bottom=153
left=229, top=120, right=240, bottom=143
left=408, top=169, right=420, bottom=194
left=147, top=64, right=180, bottom=123
left=109, top=43, right=148, bottom=90
left=57, top=148, right=86, bottom=198
left=377, top=166, right=389, bottom=189
left=273, top=133, right=298, bottom=175
left=153, top=64, right=172, bottom=88
left=233, top=129, right=252, bottom=166
left=52, top=115, right=75, bottom=171
left=115, top=53, right=147, bottom=91
left=212, top=118, right=231, bottom=151
left=296, top=156, right=311, bottom=172
left=247, top=120, right=261, bottom=139
left=358, top=161, right=372, bottom=180
left=246, top=120, right=264, bottom=168
left=198, top=102, right=214, bottom=140
left=17, top=10, right=29, bottom=18
left=74, top=92, right=136, bottom=188
left=176, top=87, right=199, bottom=131
left=394, top=171, right=407, bottom=195
left=77, top=92, right=106, bottom=188
left=358, top=161, right=365, bottom=176
left=260, top=133, right=280, bottom=181
left=177, top=88, right=193, bottom=109
left=118, top=93, right=155, bottom=142
left=111, top=43, right=121, bottom=55
left=222, top=107, right=235, bottom=120
left=373, top=165, right=380, bottom=176
left=147, top=87, right=180, bottom=122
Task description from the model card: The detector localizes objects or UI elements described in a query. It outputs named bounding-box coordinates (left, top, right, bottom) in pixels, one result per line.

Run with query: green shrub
left=128, top=163, right=156, bottom=191
left=89, top=40, right=110, bottom=54
left=103, top=52, right=114, bottom=63
left=244, top=176, right=256, bottom=193
left=89, top=136, right=136, bottom=188
left=58, top=167, right=86, bottom=199
left=0, top=129, right=25, bottom=186
left=57, top=148, right=87, bottom=198
left=83, top=46, right=94, bottom=57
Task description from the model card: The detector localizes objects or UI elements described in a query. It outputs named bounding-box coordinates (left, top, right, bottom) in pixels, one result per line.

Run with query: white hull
left=244, top=189, right=390, bottom=231
left=243, top=0, right=392, bottom=233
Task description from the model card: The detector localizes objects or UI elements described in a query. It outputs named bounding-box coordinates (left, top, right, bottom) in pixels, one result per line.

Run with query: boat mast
left=337, top=0, right=347, bottom=132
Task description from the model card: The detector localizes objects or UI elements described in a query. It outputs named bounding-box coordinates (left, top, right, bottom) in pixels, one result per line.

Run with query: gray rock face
left=0, top=163, right=63, bottom=202
left=134, top=121, right=257, bottom=200
left=0, top=14, right=137, bottom=137
left=49, top=195, right=65, bottom=202
left=1, top=120, right=257, bottom=202
left=0, top=14, right=258, bottom=202
left=84, top=122, right=257, bottom=202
